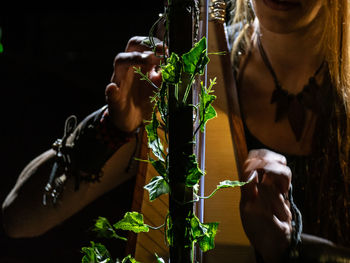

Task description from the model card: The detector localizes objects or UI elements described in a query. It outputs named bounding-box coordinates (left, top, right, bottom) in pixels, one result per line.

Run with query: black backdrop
left=0, top=4, right=163, bottom=262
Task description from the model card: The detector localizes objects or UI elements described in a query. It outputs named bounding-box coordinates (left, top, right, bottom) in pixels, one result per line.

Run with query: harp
left=126, top=1, right=254, bottom=262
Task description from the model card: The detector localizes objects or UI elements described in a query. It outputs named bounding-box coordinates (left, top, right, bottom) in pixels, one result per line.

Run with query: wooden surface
left=130, top=129, right=169, bottom=263
left=202, top=20, right=254, bottom=263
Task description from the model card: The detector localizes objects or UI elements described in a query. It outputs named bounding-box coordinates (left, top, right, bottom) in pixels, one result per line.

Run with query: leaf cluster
left=161, top=37, right=211, bottom=105
left=82, top=214, right=156, bottom=263
left=92, top=213, right=149, bottom=242
left=165, top=212, right=218, bottom=253
left=81, top=241, right=142, bottom=263
left=142, top=37, right=217, bottom=203
left=83, top=34, right=247, bottom=263
left=81, top=242, right=111, bottom=263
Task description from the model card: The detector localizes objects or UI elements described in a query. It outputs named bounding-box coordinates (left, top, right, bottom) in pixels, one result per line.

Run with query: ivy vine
left=81, top=35, right=251, bottom=263
left=81, top=1, right=251, bottom=261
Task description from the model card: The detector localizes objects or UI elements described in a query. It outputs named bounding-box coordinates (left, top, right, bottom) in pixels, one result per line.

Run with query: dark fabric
left=68, top=106, right=134, bottom=178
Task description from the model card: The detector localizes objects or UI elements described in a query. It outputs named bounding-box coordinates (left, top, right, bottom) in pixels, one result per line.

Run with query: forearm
left=2, top=149, right=87, bottom=237
left=2, top=107, right=139, bottom=238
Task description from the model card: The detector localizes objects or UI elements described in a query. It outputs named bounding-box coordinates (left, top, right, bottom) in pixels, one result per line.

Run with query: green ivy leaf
left=189, top=214, right=209, bottom=242
left=166, top=215, right=173, bottom=246
left=202, top=178, right=248, bottom=200
left=187, top=214, right=219, bottom=252
left=113, top=212, right=149, bottom=233
left=121, top=255, right=140, bottom=263
left=145, top=111, right=164, bottom=161
left=93, top=217, right=127, bottom=241
left=185, top=154, right=204, bottom=187
left=161, top=52, right=182, bottom=83
left=155, top=253, right=165, bottom=263
left=199, top=80, right=217, bottom=132
left=145, top=122, right=156, bottom=145
left=201, top=104, right=216, bottom=132
left=149, top=157, right=167, bottom=178
left=217, top=180, right=248, bottom=190
left=144, top=176, right=170, bottom=201
left=198, top=222, right=219, bottom=252
left=81, top=241, right=111, bottom=263
left=182, top=37, right=209, bottom=75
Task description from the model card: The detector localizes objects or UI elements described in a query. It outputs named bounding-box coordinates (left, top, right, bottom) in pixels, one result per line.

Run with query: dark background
left=0, top=4, right=163, bottom=262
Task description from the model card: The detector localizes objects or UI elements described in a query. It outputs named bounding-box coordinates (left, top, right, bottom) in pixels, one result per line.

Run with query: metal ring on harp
left=209, top=0, right=226, bottom=23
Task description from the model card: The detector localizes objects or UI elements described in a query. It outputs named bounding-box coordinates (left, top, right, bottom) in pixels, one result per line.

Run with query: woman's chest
left=239, top=72, right=316, bottom=156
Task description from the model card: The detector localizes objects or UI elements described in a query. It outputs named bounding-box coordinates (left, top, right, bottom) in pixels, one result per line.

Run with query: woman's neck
left=253, top=16, right=325, bottom=93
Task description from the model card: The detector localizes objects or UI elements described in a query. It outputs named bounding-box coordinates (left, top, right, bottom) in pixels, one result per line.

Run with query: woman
left=231, top=0, right=350, bottom=261
left=2, top=0, right=349, bottom=262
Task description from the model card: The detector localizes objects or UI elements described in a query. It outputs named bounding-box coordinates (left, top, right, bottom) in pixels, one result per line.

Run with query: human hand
left=105, top=36, right=166, bottom=132
left=239, top=149, right=292, bottom=263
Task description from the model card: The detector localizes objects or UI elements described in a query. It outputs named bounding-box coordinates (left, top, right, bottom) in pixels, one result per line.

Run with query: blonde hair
left=324, top=0, right=350, bottom=183
left=230, top=0, right=254, bottom=62
left=324, top=1, right=350, bottom=241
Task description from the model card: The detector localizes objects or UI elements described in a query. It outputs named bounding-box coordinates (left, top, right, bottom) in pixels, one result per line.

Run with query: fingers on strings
left=241, top=149, right=292, bottom=204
